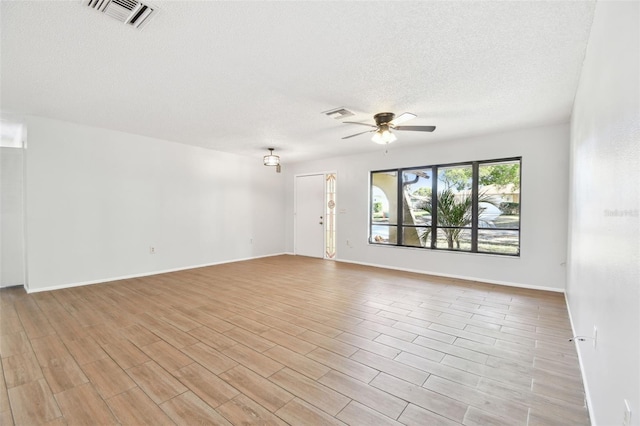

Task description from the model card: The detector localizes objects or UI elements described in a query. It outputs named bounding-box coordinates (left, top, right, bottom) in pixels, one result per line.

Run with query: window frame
left=369, top=157, right=522, bottom=256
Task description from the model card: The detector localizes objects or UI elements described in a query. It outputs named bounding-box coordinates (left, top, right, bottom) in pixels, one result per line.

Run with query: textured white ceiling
left=1, top=1, right=596, bottom=163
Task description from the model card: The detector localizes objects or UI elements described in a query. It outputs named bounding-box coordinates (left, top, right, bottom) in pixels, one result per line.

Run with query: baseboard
left=564, top=292, right=596, bottom=426
left=0, top=284, right=24, bottom=290
left=335, top=258, right=565, bottom=293
left=25, top=252, right=289, bottom=294
left=26, top=252, right=565, bottom=295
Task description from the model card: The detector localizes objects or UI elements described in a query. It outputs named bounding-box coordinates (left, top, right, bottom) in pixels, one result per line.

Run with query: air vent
left=322, top=107, right=355, bottom=120
left=84, top=0, right=156, bottom=29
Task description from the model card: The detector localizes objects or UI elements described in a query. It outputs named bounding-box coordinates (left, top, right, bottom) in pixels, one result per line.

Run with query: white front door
left=295, top=174, right=325, bottom=258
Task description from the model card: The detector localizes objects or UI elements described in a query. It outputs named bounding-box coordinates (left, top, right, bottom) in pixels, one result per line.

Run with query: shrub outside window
left=369, top=158, right=521, bottom=256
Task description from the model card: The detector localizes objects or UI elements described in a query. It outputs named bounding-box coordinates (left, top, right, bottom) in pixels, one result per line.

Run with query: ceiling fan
left=342, top=112, right=435, bottom=144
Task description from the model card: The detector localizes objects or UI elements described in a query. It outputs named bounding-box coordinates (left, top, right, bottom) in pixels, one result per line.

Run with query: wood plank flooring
left=0, top=255, right=590, bottom=425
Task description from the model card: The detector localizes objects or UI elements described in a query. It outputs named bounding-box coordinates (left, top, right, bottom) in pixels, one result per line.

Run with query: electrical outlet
left=623, top=399, right=631, bottom=426
left=149, top=246, right=155, bottom=254
left=593, top=326, right=597, bottom=348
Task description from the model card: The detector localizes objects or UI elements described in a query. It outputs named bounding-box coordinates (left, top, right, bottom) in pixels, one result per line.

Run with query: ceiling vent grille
left=84, top=0, right=156, bottom=29
left=322, top=107, right=354, bottom=120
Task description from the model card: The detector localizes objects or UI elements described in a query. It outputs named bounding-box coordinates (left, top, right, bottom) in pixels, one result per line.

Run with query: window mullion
left=431, top=166, right=438, bottom=249
left=471, top=162, right=479, bottom=252
left=397, top=170, right=404, bottom=246
left=369, top=172, right=374, bottom=244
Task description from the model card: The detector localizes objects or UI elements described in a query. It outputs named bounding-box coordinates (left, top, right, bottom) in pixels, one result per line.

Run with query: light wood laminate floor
left=0, top=255, right=590, bottom=425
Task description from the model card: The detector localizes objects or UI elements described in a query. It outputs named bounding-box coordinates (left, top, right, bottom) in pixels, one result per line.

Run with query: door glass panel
left=325, top=173, right=337, bottom=259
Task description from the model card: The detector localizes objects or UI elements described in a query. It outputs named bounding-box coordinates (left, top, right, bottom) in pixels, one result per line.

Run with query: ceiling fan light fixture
left=371, top=126, right=397, bottom=145
left=341, top=111, right=434, bottom=142
left=263, top=148, right=280, bottom=166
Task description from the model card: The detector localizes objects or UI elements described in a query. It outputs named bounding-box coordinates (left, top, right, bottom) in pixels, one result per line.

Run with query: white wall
left=567, top=1, right=640, bottom=425
left=286, top=123, right=570, bottom=291
left=0, top=146, right=25, bottom=287
left=23, top=116, right=287, bottom=292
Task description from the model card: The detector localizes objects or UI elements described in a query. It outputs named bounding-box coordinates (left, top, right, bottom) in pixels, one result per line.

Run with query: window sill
left=367, top=242, right=521, bottom=259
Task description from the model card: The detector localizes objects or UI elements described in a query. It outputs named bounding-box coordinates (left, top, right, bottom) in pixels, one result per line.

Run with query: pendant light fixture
left=263, top=148, right=281, bottom=173
left=263, top=148, right=280, bottom=166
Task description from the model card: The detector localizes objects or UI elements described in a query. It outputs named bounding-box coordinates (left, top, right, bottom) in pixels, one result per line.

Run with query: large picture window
left=370, top=158, right=521, bottom=256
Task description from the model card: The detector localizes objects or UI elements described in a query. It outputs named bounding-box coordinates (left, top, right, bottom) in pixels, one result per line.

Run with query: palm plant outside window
left=370, top=158, right=521, bottom=256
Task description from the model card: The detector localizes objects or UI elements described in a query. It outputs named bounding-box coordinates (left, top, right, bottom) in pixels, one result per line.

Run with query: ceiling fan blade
left=395, top=125, right=436, bottom=132
left=390, top=112, right=416, bottom=126
left=343, top=121, right=377, bottom=128
left=342, top=130, right=375, bottom=139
